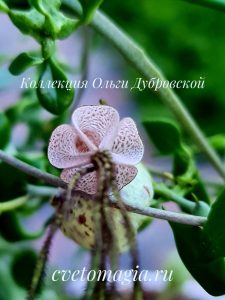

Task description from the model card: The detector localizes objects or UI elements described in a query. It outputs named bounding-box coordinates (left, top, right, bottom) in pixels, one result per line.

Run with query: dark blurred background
left=102, top=0, right=225, bottom=136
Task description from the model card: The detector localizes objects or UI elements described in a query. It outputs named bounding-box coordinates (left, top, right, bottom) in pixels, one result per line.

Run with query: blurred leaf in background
left=102, top=0, right=225, bottom=135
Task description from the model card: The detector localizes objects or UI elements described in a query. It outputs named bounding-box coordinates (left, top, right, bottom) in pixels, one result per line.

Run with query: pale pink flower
left=48, top=105, right=144, bottom=194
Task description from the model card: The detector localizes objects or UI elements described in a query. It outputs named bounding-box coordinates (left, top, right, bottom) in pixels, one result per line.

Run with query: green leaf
left=203, top=189, right=225, bottom=257
left=0, top=211, right=44, bottom=242
left=143, top=119, right=182, bottom=155
left=183, top=0, right=225, bottom=13
left=208, top=134, right=225, bottom=155
left=0, top=258, right=24, bottom=300
left=0, top=162, right=26, bottom=201
left=170, top=222, right=225, bottom=296
left=9, top=8, right=45, bottom=41
left=4, top=0, right=30, bottom=9
left=0, top=0, right=9, bottom=12
left=191, top=200, right=210, bottom=217
left=29, top=0, right=79, bottom=39
left=37, top=59, right=74, bottom=114
left=9, top=52, right=44, bottom=75
left=9, top=0, right=78, bottom=42
left=173, top=143, right=210, bottom=204
left=11, top=249, right=37, bottom=289
left=144, top=119, right=210, bottom=203
left=173, top=147, right=191, bottom=176
left=80, top=0, right=103, bottom=24
left=0, top=112, right=10, bottom=149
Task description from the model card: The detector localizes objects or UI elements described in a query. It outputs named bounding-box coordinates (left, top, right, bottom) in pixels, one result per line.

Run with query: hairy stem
left=62, top=0, right=225, bottom=180
left=0, top=150, right=206, bottom=226
left=27, top=222, right=58, bottom=300
left=0, top=195, right=29, bottom=213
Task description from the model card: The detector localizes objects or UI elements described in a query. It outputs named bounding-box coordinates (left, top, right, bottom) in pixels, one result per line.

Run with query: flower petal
left=115, top=164, right=138, bottom=190
left=72, top=105, right=120, bottom=150
left=48, top=124, right=92, bottom=169
left=111, top=118, right=144, bottom=165
left=61, top=168, right=98, bottom=195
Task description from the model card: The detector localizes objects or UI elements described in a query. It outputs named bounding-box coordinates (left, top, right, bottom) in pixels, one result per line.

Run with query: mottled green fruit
left=60, top=164, right=153, bottom=252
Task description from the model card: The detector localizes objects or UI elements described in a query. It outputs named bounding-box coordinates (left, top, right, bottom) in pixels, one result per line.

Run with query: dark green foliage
left=144, top=119, right=210, bottom=203
left=203, top=189, right=225, bottom=258
left=0, top=112, right=10, bottom=149
left=0, top=211, right=44, bottom=242
left=9, top=52, right=44, bottom=75
left=8, top=0, right=78, bottom=41
left=37, top=59, right=74, bottom=114
left=170, top=222, right=225, bottom=296
left=0, top=0, right=225, bottom=298
left=103, top=0, right=225, bottom=135
left=80, top=0, right=104, bottom=24
left=170, top=189, right=225, bottom=296
left=143, top=120, right=182, bottom=155
left=0, top=163, right=26, bottom=201
left=11, top=249, right=37, bottom=289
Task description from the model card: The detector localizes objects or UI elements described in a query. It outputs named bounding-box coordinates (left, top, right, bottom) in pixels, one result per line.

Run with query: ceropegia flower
left=48, top=105, right=144, bottom=194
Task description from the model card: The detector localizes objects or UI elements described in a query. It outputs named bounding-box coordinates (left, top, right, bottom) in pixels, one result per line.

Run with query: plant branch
left=0, top=150, right=67, bottom=189
left=148, top=165, right=224, bottom=188
left=70, top=26, right=92, bottom=113
left=120, top=203, right=206, bottom=226
left=62, top=0, right=225, bottom=181
left=154, top=183, right=196, bottom=211
left=0, top=195, right=29, bottom=213
left=0, top=150, right=206, bottom=226
left=148, top=166, right=175, bottom=181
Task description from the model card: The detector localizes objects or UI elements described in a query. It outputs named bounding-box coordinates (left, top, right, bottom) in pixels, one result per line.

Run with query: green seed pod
left=60, top=164, right=153, bottom=252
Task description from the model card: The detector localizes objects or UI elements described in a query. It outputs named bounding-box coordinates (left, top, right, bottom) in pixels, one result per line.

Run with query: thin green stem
left=154, top=183, right=196, bottom=212
left=70, top=26, right=92, bottom=113
left=148, top=165, right=224, bottom=188
left=0, top=195, right=29, bottom=213
left=148, top=166, right=175, bottom=181
left=62, top=0, right=225, bottom=181
left=120, top=202, right=206, bottom=226
left=0, top=0, right=9, bottom=13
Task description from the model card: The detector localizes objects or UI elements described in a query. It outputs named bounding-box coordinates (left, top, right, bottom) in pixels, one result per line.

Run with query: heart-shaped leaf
left=203, top=189, right=225, bottom=258
left=170, top=222, right=225, bottom=296
left=143, top=119, right=182, bottom=155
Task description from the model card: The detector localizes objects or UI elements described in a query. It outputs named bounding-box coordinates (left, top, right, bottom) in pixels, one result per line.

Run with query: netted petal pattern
left=48, top=106, right=144, bottom=194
